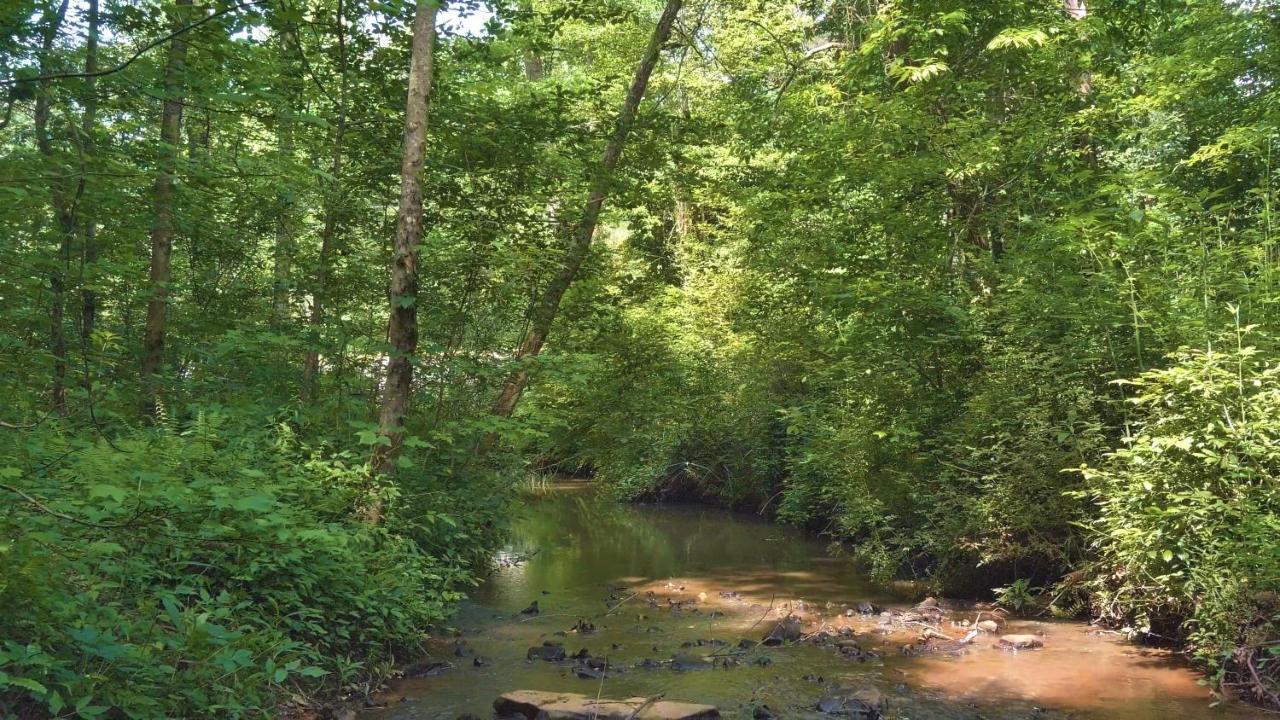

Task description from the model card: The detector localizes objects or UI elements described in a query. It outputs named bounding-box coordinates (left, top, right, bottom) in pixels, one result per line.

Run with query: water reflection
left=365, top=482, right=1263, bottom=719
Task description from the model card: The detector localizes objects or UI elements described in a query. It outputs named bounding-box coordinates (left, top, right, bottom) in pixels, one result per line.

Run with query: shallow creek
left=364, top=481, right=1265, bottom=719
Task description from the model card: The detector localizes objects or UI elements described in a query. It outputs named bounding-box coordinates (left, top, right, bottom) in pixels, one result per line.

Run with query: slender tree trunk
left=272, top=94, right=296, bottom=328
left=34, top=0, right=72, bottom=415
left=489, top=0, right=683, bottom=425
left=140, top=0, right=192, bottom=415
left=301, top=0, right=348, bottom=403
left=368, top=0, right=439, bottom=501
left=80, top=0, right=100, bottom=352
left=523, top=53, right=544, bottom=82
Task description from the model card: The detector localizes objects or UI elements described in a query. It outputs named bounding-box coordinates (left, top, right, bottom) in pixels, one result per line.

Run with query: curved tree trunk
left=488, top=0, right=684, bottom=427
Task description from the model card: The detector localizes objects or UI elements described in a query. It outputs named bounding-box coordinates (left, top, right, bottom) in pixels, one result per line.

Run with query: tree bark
left=140, top=0, right=192, bottom=415
left=80, top=0, right=100, bottom=352
left=368, top=0, right=439, bottom=494
left=523, top=52, right=544, bottom=81
left=301, top=0, right=348, bottom=403
left=489, top=0, right=683, bottom=424
left=1065, top=0, right=1090, bottom=94
left=271, top=33, right=299, bottom=331
left=34, top=0, right=73, bottom=415
left=272, top=117, right=294, bottom=328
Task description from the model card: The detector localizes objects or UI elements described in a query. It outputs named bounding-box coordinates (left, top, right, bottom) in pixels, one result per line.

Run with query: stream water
left=365, top=481, right=1265, bottom=719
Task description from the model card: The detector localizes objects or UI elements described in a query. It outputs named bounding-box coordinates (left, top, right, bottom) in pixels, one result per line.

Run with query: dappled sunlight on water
left=363, top=482, right=1264, bottom=719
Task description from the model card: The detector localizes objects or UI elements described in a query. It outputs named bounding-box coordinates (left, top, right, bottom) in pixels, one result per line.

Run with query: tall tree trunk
left=301, top=0, right=348, bottom=403
left=489, top=0, right=683, bottom=424
left=140, top=0, right=192, bottom=415
left=368, top=0, right=439, bottom=501
left=34, top=0, right=73, bottom=415
left=80, top=0, right=100, bottom=352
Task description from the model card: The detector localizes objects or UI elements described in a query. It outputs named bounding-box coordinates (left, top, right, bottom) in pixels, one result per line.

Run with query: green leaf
left=232, top=493, right=276, bottom=513
left=86, top=541, right=126, bottom=556
left=89, top=484, right=128, bottom=502
left=7, top=677, right=48, bottom=695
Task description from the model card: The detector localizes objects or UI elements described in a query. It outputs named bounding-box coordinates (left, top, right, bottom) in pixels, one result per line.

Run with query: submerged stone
left=670, top=651, right=710, bottom=672
left=816, top=686, right=884, bottom=718
left=401, top=660, right=450, bottom=678
left=996, top=634, right=1044, bottom=650
left=494, top=690, right=719, bottom=719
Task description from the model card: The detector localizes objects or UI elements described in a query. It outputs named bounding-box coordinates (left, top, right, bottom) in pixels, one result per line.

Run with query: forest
left=1, top=0, right=1278, bottom=717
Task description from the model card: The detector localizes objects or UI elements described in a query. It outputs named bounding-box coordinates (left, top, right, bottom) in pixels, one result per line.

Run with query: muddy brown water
left=364, top=481, right=1264, bottom=719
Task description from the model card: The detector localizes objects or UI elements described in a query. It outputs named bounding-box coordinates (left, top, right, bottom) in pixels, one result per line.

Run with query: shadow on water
left=364, top=481, right=1266, bottom=720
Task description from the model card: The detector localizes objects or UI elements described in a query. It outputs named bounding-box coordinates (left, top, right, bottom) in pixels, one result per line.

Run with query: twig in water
left=710, top=594, right=777, bottom=658
left=605, top=592, right=638, bottom=616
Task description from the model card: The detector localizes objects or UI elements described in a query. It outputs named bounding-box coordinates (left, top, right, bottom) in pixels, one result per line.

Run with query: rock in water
left=816, top=686, right=884, bottom=718
left=976, top=620, right=1000, bottom=633
left=520, top=601, right=540, bottom=616
left=996, top=634, right=1044, bottom=650
left=494, top=690, right=719, bottom=719
left=526, top=641, right=567, bottom=661
left=761, top=615, right=803, bottom=646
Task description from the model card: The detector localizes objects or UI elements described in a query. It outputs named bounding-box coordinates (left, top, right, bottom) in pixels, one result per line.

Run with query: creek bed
left=363, top=481, right=1264, bottom=719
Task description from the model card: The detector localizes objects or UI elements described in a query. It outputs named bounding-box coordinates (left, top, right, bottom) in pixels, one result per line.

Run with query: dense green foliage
left=2, top=0, right=1279, bottom=714
left=1, top=414, right=477, bottom=717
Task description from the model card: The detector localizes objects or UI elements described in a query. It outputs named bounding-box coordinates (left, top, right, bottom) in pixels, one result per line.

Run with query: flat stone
left=996, top=634, right=1044, bottom=650
left=816, top=685, right=884, bottom=718
left=495, top=690, right=719, bottom=719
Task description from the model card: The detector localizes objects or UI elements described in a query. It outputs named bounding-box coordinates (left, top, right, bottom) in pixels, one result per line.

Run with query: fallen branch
left=622, top=694, right=664, bottom=720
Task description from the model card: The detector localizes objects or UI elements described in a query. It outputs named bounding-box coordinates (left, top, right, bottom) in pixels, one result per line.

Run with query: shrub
left=1078, top=329, right=1280, bottom=706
